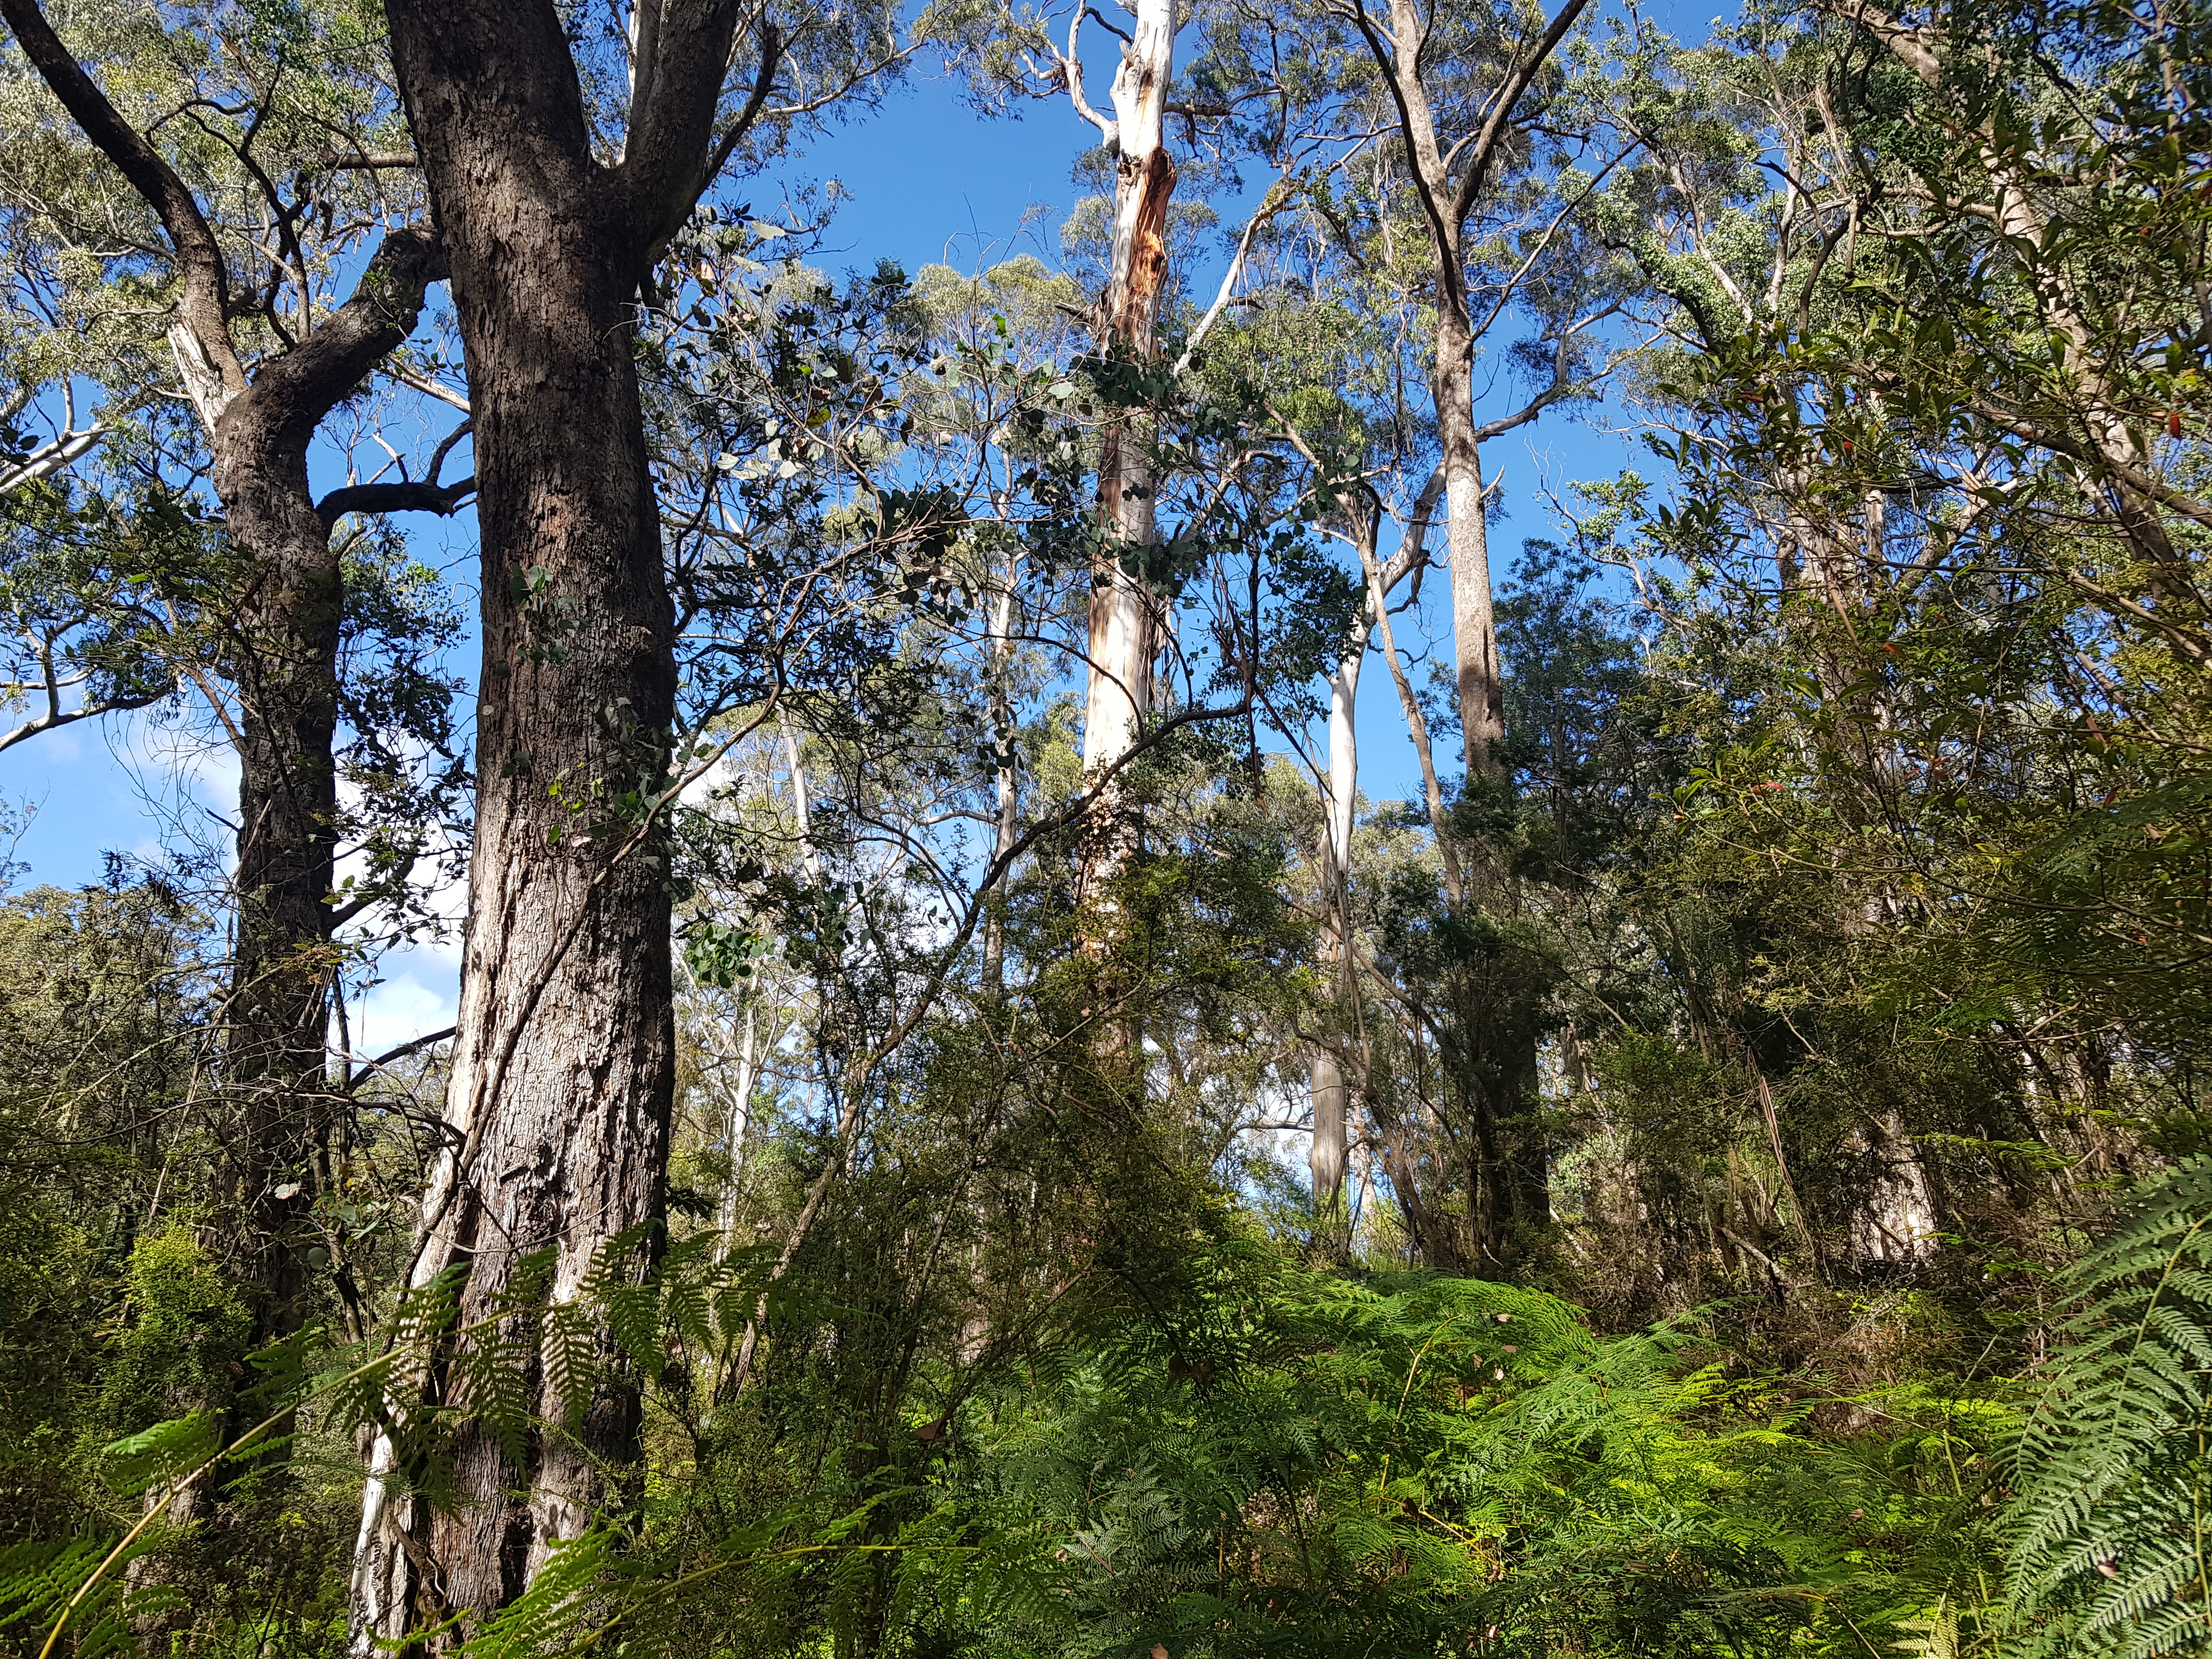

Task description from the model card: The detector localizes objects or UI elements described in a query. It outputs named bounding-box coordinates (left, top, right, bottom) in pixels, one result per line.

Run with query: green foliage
left=100, top=1226, right=250, bottom=1438
left=2008, top=1156, right=2212, bottom=1656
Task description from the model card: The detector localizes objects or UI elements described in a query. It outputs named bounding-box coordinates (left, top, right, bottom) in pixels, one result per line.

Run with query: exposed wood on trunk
left=1070, top=0, right=1178, bottom=915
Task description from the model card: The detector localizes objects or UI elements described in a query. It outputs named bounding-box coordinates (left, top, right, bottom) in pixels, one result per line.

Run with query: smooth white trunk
left=781, top=711, right=821, bottom=885
left=1075, top=0, right=1177, bottom=909
left=1444, top=451, right=1504, bottom=777
left=1310, top=640, right=1362, bottom=1209
left=985, top=572, right=1020, bottom=990
left=714, top=1003, right=761, bottom=1243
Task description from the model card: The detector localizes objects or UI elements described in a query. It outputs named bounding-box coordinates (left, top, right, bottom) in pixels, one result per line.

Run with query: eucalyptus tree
left=1536, top=0, right=2212, bottom=1311
left=0, top=0, right=468, bottom=1433
left=337, top=0, right=1023, bottom=1632
left=1187, top=0, right=1623, bottom=785
left=1165, top=0, right=1635, bottom=1237
left=1030, top=0, right=1183, bottom=904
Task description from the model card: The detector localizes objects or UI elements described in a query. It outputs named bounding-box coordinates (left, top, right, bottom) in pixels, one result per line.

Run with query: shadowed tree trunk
left=0, top=0, right=460, bottom=1473
left=347, top=1, right=778, bottom=1641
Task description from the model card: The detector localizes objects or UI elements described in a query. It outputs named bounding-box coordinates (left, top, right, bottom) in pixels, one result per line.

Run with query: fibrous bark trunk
left=0, top=0, right=453, bottom=1468
left=349, top=0, right=770, bottom=1640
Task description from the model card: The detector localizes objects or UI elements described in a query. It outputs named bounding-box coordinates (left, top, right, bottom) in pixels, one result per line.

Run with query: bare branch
left=315, top=474, right=476, bottom=529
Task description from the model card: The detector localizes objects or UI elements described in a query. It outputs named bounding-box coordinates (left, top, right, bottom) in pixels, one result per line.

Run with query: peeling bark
left=1074, top=0, right=1178, bottom=911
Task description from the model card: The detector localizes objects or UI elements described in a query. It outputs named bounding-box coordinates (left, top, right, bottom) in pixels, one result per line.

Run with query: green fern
left=0, top=1537, right=161, bottom=1659
left=2007, top=1156, right=2212, bottom=1657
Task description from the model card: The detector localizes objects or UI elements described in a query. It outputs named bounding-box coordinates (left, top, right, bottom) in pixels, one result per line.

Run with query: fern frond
left=2006, top=1156, right=2212, bottom=1659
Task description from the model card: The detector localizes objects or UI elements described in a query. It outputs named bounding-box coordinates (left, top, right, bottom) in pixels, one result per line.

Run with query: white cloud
left=350, top=949, right=460, bottom=1056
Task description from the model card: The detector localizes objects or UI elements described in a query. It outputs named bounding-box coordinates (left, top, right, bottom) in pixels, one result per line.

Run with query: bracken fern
left=2008, top=1157, right=2212, bottom=1657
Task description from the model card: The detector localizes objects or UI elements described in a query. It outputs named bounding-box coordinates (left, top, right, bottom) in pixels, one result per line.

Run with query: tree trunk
left=1310, top=640, right=1360, bottom=1211
left=351, top=0, right=766, bottom=1638
left=712, top=1003, right=761, bottom=1246
left=1074, top=0, right=1177, bottom=910
left=984, top=566, right=1020, bottom=992
left=0, top=0, right=452, bottom=1374
left=1436, top=331, right=1504, bottom=780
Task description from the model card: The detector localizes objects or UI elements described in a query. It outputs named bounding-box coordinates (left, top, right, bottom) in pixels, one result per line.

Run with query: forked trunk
left=351, top=0, right=760, bottom=1635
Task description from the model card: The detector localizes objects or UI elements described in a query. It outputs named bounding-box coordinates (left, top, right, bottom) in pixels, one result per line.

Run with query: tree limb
left=1444, top=0, right=1589, bottom=232
left=316, top=475, right=476, bottom=529
left=621, top=3, right=768, bottom=252
left=0, top=0, right=246, bottom=422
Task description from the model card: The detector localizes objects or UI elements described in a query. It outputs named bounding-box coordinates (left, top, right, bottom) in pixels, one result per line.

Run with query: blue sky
left=1, top=28, right=1668, bottom=1051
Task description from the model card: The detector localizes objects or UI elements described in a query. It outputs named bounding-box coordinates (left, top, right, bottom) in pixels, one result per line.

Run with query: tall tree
left=346, top=0, right=922, bottom=1637
left=1052, top=0, right=1180, bottom=904
left=1342, top=0, right=1594, bottom=778
left=0, top=0, right=461, bottom=1429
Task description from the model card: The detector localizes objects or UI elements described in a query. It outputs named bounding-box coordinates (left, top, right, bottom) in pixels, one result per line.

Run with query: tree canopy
left=1, top=0, right=2209, bottom=1655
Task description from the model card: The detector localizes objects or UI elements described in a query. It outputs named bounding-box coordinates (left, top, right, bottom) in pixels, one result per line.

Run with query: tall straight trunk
left=1305, top=501, right=1429, bottom=1213
left=984, top=567, right=1020, bottom=992
left=0, top=0, right=455, bottom=1461
left=349, top=1, right=768, bottom=1639
left=1073, top=0, right=1177, bottom=909
left=1351, top=0, right=1584, bottom=1259
left=1435, top=327, right=1504, bottom=778
left=1353, top=0, right=1585, bottom=781
left=1310, top=642, right=1360, bottom=1210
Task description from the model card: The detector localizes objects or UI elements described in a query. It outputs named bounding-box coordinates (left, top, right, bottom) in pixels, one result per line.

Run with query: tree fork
left=349, top=1, right=780, bottom=1640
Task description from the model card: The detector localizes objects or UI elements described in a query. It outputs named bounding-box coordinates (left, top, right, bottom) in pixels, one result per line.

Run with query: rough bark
left=1847, top=1108, right=1940, bottom=1266
left=349, top=1, right=766, bottom=1640
left=0, top=0, right=450, bottom=1440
